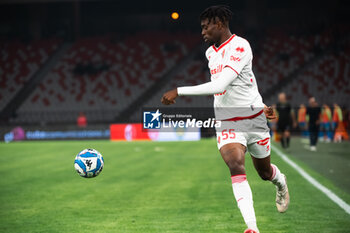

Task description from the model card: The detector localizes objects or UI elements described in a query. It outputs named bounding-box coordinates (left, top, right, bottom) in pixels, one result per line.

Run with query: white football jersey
left=206, top=34, right=264, bottom=118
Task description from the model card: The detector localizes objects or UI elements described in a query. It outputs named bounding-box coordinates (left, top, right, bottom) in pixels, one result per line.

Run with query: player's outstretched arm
left=177, top=68, right=237, bottom=96
left=161, top=67, right=237, bottom=105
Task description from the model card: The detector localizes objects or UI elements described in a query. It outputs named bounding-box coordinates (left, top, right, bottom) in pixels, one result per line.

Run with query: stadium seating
left=14, top=32, right=200, bottom=123
left=262, top=25, right=350, bottom=106
left=253, top=27, right=334, bottom=92
left=8, top=26, right=349, bottom=125
left=278, top=49, right=350, bottom=107
left=0, top=39, right=61, bottom=110
left=143, top=58, right=213, bottom=109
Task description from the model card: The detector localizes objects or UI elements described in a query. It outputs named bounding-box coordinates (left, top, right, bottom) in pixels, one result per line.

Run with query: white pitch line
left=272, top=145, right=350, bottom=215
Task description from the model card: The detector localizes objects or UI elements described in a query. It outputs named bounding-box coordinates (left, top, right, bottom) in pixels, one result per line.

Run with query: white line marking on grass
left=272, top=145, right=350, bottom=215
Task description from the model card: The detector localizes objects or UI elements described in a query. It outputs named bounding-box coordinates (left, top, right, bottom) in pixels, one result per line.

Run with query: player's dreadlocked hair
left=200, top=5, right=233, bottom=26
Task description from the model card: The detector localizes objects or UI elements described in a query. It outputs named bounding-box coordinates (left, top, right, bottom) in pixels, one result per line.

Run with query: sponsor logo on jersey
left=210, top=64, right=223, bottom=75
left=230, top=56, right=241, bottom=62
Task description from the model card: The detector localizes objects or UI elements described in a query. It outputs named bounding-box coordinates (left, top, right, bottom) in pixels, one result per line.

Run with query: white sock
left=270, top=164, right=286, bottom=190
left=231, top=174, right=257, bottom=229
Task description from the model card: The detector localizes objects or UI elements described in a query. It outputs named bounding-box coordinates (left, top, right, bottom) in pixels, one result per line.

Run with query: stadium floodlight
left=171, top=12, right=179, bottom=20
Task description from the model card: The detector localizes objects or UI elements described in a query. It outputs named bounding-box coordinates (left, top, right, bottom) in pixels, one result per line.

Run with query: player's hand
left=161, top=88, right=178, bottom=105
left=264, top=105, right=276, bottom=120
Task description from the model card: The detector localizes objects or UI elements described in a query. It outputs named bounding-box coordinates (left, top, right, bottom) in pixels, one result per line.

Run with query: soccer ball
left=74, top=148, right=104, bottom=178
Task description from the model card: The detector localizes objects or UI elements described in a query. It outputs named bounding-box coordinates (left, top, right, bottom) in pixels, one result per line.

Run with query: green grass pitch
left=0, top=139, right=349, bottom=233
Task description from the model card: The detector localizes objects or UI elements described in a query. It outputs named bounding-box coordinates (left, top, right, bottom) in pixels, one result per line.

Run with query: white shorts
left=216, top=114, right=271, bottom=159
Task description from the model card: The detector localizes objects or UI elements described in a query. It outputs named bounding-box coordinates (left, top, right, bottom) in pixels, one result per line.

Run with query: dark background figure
left=307, top=97, right=321, bottom=151
left=276, top=92, right=296, bottom=149
left=320, top=104, right=332, bottom=142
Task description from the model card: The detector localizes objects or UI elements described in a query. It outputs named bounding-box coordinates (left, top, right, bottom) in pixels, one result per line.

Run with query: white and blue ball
left=74, top=148, right=104, bottom=178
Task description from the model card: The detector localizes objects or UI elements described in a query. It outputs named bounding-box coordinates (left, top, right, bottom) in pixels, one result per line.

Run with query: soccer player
left=161, top=6, right=289, bottom=233
left=276, top=92, right=296, bottom=149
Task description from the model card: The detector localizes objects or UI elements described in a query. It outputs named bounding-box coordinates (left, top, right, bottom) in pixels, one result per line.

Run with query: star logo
left=150, top=109, right=162, bottom=122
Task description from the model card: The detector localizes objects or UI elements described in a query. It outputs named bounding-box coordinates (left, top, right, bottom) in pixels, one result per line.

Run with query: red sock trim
left=231, top=174, right=247, bottom=183
left=244, top=229, right=258, bottom=233
left=270, top=164, right=276, bottom=181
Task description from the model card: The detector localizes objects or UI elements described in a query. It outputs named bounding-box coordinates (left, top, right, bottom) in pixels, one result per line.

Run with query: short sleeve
left=224, top=40, right=252, bottom=75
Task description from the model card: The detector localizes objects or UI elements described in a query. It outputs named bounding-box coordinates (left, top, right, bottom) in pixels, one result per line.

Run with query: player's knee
left=227, top=161, right=245, bottom=175
left=220, top=146, right=245, bottom=174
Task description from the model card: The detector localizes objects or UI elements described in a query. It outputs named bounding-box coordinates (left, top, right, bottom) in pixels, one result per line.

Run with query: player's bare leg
left=251, top=155, right=290, bottom=213
left=220, top=143, right=259, bottom=233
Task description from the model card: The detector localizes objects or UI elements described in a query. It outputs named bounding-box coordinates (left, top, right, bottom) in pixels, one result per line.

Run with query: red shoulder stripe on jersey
left=224, top=65, right=239, bottom=75
left=223, top=109, right=264, bottom=122
left=212, top=34, right=236, bottom=52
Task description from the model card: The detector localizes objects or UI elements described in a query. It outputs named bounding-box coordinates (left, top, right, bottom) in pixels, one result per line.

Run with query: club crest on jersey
left=210, top=64, right=223, bottom=75
left=236, top=47, right=245, bottom=53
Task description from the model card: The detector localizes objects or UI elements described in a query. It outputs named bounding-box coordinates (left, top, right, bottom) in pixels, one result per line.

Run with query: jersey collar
left=212, top=34, right=236, bottom=52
